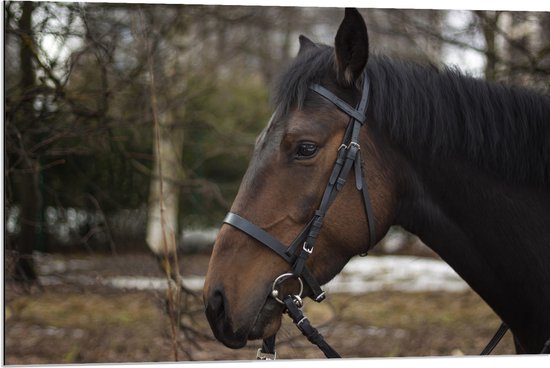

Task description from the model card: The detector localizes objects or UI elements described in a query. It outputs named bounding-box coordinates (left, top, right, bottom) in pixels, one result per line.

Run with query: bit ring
left=271, top=273, right=304, bottom=304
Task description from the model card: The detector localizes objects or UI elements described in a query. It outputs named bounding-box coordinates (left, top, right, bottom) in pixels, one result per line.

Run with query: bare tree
left=6, top=1, right=41, bottom=285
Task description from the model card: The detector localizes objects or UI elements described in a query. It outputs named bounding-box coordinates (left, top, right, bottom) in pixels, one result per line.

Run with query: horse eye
left=295, top=142, right=318, bottom=159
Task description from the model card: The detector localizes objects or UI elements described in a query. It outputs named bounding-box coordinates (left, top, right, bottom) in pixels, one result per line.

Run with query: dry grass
left=4, top=277, right=516, bottom=363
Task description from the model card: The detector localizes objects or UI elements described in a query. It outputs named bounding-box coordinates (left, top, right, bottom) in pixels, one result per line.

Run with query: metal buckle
left=291, top=295, right=304, bottom=308
left=349, top=141, right=360, bottom=150
left=314, top=291, right=326, bottom=302
left=302, top=241, right=314, bottom=254
left=339, top=142, right=360, bottom=152
left=271, top=273, right=304, bottom=304
left=256, top=348, right=277, bottom=360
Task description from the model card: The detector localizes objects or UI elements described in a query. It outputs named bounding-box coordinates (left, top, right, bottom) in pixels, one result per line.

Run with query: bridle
left=221, top=72, right=546, bottom=358
left=223, top=72, right=375, bottom=358
left=224, top=72, right=375, bottom=303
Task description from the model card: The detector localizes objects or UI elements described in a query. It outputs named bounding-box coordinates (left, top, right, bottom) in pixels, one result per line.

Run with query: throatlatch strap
left=358, top=158, right=377, bottom=249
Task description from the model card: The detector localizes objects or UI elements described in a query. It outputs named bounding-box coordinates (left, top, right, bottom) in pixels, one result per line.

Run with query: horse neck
left=393, top=154, right=550, bottom=353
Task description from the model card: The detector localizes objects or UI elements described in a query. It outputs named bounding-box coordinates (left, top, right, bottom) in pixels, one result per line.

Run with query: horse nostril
left=206, top=287, right=226, bottom=323
left=205, top=285, right=250, bottom=349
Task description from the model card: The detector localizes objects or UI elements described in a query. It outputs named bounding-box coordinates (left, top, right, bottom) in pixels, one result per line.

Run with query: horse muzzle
left=204, top=283, right=284, bottom=349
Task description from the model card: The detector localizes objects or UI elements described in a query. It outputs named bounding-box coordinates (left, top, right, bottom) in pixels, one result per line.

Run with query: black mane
left=272, top=45, right=550, bottom=187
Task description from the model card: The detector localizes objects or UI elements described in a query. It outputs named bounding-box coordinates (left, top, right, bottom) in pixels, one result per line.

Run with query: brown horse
left=204, top=8, right=550, bottom=355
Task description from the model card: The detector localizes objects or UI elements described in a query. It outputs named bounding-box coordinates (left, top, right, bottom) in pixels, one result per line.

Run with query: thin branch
left=138, top=6, right=182, bottom=361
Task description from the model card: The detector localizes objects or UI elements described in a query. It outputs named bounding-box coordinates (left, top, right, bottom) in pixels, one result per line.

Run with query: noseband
left=223, top=74, right=376, bottom=358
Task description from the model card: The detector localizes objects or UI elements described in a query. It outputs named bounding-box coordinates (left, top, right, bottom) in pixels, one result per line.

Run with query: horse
left=203, top=8, right=550, bottom=356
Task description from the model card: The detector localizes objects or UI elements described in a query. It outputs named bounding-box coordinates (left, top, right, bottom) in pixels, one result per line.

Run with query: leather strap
left=480, top=322, right=508, bottom=355
left=541, top=337, right=550, bottom=354
left=308, top=76, right=376, bottom=253
left=358, top=157, right=377, bottom=250
left=223, top=213, right=294, bottom=264
left=223, top=212, right=326, bottom=302
left=284, top=296, right=341, bottom=358
left=310, top=84, right=366, bottom=123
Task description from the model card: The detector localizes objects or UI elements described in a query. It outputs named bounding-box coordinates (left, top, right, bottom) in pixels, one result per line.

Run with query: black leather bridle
left=223, top=73, right=376, bottom=358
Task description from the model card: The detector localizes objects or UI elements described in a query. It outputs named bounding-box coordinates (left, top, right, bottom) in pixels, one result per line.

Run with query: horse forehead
left=256, top=106, right=339, bottom=156
left=248, top=108, right=316, bottom=184
left=245, top=111, right=285, bottom=184
left=255, top=108, right=293, bottom=152
left=255, top=112, right=277, bottom=148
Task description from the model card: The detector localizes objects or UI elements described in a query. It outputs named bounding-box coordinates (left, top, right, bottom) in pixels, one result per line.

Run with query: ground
left=4, top=252, right=516, bottom=364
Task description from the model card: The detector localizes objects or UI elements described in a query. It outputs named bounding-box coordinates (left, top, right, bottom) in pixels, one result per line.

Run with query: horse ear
left=334, top=8, right=369, bottom=86
left=298, top=35, right=317, bottom=56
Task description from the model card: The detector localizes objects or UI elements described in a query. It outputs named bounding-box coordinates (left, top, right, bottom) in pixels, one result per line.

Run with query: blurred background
left=4, top=1, right=550, bottom=363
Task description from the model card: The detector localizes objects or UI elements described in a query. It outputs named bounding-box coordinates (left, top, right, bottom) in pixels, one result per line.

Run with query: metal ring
left=271, top=273, right=304, bottom=304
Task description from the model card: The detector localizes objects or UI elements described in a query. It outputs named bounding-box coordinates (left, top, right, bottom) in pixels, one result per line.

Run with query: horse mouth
left=206, top=293, right=284, bottom=349
left=248, top=297, right=284, bottom=340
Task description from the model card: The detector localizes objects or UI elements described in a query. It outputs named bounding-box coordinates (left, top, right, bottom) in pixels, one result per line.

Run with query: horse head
left=203, top=9, right=399, bottom=349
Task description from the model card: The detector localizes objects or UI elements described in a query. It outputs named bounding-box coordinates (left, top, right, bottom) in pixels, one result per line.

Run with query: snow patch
left=89, top=255, right=469, bottom=293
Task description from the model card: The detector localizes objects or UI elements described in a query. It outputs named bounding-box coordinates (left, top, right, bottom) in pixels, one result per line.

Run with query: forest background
left=5, top=1, right=550, bottom=277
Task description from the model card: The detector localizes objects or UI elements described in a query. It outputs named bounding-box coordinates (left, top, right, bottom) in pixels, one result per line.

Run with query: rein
left=222, top=74, right=549, bottom=358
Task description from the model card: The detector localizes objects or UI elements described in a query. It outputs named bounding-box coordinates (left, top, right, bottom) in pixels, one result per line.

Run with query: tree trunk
left=478, top=11, right=501, bottom=81
left=146, top=109, right=185, bottom=272
left=12, top=1, right=41, bottom=285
